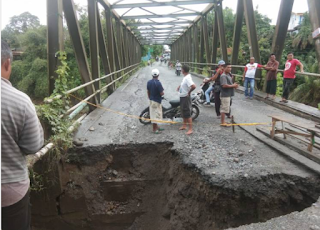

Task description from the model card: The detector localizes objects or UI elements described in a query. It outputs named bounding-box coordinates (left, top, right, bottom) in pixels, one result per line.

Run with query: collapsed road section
left=30, top=142, right=320, bottom=230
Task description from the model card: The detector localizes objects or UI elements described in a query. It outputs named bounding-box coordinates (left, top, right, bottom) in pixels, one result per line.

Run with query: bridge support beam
left=63, top=0, right=97, bottom=111
left=243, top=0, right=262, bottom=89
left=115, top=19, right=123, bottom=70
left=97, top=6, right=111, bottom=79
left=188, top=28, right=192, bottom=62
left=113, top=20, right=121, bottom=80
left=203, top=15, right=211, bottom=63
left=271, top=0, right=294, bottom=64
left=211, top=13, right=219, bottom=65
left=194, top=22, right=199, bottom=63
left=308, top=0, right=320, bottom=73
left=243, top=0, right=261, bottom=63
left=231, top=0, right=244, bottom=67
left=215, top=1, right=228, bottom=62
left=47, top=0, right=64, bottom=94
left=200, top=17, right=205, bottom=63
left=121, top=25, right=128, bottom=70
left=88, top=0, right=100, bottom=103
left=105, top=6, right=115, bottom=93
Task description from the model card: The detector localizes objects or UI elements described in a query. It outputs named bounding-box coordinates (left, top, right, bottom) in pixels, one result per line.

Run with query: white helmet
left=151, top=69, right=160, bottom=77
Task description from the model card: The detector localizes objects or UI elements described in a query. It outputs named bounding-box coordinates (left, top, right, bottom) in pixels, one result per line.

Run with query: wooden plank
left=257, top=127, right=320, bottom=165
left=288, top=125, right=320, bottom=144
left=270, top=115, right=320, bottom=133
left=275, top=130, right=312, bottom=138
left=284, top=129, right=320, bottom=150
left=270, top=118, right=276, bottom=139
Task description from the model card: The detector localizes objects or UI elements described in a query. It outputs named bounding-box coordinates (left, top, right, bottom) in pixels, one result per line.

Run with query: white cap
left=152, top=69, right=160, bottom=77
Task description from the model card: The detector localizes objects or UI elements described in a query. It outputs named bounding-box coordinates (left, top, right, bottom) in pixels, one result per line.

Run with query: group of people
left=147, top=52, right=305, bottom=135
left=242, top=52, right=303, bottom=102
left=147, top=62, right=239, bottom=134
left=147, top=65, right=196, bottom=135
left=202, top=52, right=304, bottom=106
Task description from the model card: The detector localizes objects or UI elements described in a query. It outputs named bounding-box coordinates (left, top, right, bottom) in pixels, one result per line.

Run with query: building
left=288, top=12, right=304, bottom=31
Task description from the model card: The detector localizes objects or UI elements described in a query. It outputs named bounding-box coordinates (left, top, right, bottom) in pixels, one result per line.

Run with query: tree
left=292, top=12, right=313, bottom=51
left=289, top=77, right=320, bottom=107
left=6, top=12, right=40, bottom=33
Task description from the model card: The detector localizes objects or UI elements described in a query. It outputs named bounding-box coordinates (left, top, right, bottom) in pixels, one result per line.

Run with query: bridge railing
left=29, top=63, right=141, bottom=167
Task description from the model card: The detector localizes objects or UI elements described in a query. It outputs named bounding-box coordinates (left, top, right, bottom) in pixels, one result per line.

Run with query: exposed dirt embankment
left=31, top=143, right=320, bottom=230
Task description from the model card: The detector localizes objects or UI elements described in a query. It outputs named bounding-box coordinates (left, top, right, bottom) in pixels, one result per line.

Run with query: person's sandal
left=158, top=128, right=165, bottom=131
left=265, top=96, right=269, bottom=99
left=153, top=130, right=162, bottom=134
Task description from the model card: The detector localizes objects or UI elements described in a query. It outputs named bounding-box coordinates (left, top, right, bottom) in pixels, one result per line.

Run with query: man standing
left=177, top=65, right=196, bottom=135
left=264, top=54, right=279, bottom=100
left=175, top=60, right=182, bottom=76
left=281, top=52, right=304, bottom=103
left=147, top=69, right=164, bottom=134
left=220, top=64, right=239, bottom=125
left=203, top=60, right=225, bottom=106
left=242, top=57, right=263, bottom=99
left=1, top=41, right=44, bottom=230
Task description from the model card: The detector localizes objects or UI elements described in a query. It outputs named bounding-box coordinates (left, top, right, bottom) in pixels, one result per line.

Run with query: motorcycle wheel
left=139, top=108, right=151, bottom=125
left=191, top=104, right=200, bottom=120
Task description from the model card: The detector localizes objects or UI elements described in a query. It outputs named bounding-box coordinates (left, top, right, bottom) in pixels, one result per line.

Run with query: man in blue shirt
left=147, top=69, right=164, bottom=133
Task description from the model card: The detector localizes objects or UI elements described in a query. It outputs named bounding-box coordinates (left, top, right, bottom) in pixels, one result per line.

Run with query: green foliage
left=289, top=76, right=320, bottom=107
left=16, top=58, right=48, bottom=99
left=6, top=12, right=40, bottom=33
left=276, top=73, right=284, bottom=96
left=36, top=52, right=73, bottom=156
left=292, top=13, right=313, bottom=50
left=141, top=45, right=163, bottom=57
left=20, top=26, right=47, bottom=61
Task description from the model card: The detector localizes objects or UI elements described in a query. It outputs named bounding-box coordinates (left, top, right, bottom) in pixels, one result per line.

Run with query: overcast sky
left=1, top=0, right=309, bottom=30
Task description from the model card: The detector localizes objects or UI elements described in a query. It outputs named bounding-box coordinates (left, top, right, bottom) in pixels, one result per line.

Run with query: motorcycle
left=139, top=95, right=200, bottom=125
left=175, top=68, right=181, bottom=76
left=197, top=79, right=215, bottom=104
left=175, top=64, right=182, bottom=76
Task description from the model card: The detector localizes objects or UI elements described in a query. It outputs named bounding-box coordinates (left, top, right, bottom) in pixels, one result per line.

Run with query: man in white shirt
left=176, top=65, right=196, bottom=135
left=242, top=57, right=263, bottom=99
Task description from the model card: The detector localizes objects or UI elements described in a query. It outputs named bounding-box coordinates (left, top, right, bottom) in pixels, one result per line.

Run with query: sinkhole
left=30, top=142, right=320, bottom=230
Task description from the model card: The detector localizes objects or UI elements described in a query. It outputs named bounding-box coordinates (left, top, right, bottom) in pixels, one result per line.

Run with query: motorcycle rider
left=204, top=60, right=232, bottom=118
left=175, top=60, right=182, bottom=76
left=203, top=60, right=225, bottom=106
left=147, top=69, right=165, bottom=134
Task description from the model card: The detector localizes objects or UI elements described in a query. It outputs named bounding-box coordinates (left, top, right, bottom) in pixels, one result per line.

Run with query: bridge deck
left=74, top=62, right=320, bottom=229
left=75, top=61, right=318, bottom=168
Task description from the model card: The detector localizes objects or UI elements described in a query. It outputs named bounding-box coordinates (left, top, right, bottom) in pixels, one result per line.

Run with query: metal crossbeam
left=127, top=21, right=192, bottom=26
left=132, top=27, right=187, bottom=31
left=122, top=12, right=200, bottom=20
left=112, top=0, right=213, bottom=9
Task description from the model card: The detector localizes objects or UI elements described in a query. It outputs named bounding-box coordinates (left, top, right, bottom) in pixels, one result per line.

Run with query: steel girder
left=271, top=0, right=294, bottom=63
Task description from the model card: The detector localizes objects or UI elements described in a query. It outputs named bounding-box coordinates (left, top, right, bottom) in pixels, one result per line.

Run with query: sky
left=1, top=0, right=309, bottom=30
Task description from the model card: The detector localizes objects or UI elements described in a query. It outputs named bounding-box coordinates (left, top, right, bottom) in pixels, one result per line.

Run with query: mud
left=31, top=142, right=320, bottom=230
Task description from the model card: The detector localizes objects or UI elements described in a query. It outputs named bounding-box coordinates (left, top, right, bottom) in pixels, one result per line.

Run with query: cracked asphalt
left=74, top=62, right=320, bottom=229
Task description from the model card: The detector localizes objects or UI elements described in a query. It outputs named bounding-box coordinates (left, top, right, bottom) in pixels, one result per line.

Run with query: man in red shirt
left=281, top=52, right=304, bottom=103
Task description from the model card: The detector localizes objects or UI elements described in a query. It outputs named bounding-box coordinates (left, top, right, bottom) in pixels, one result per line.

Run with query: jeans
left=244, top=77, right=255, bottom=98
left=282, top=78, right=294, bottom=99
left=205, top=85, right=214, bottom=103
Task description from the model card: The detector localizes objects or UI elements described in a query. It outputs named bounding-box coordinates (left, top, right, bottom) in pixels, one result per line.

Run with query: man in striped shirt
left=1, top=41, right=44, bottom=230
